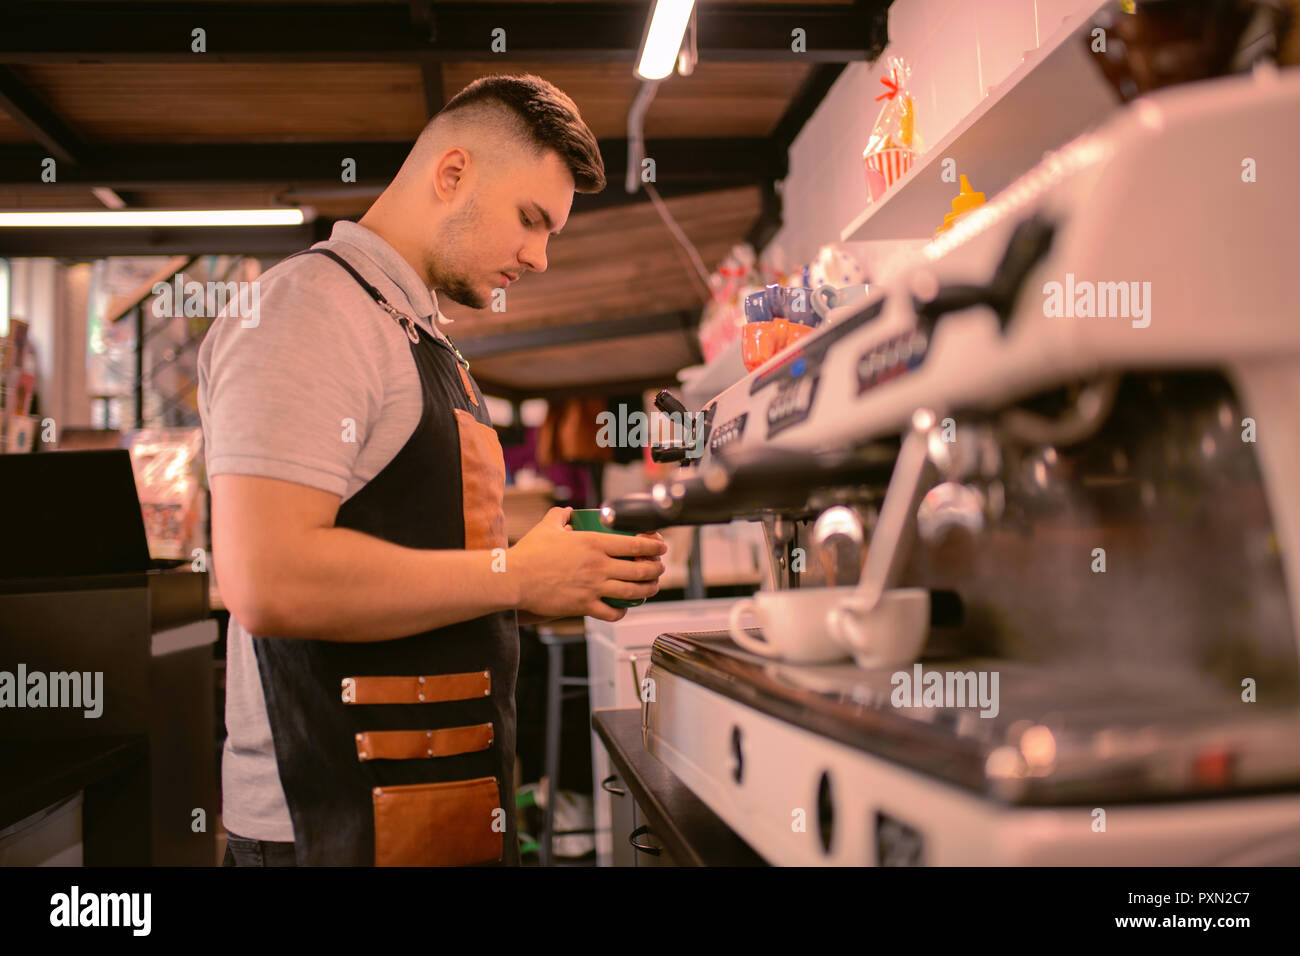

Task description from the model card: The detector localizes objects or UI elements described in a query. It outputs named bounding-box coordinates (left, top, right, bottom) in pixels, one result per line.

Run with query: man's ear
left=433, top=146, right=470, bottom=202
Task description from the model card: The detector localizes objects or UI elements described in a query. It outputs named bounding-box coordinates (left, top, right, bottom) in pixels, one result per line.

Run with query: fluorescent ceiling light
left=636, top=0, right=696, bottom=81
left=0, top=208, right=305, bottom=227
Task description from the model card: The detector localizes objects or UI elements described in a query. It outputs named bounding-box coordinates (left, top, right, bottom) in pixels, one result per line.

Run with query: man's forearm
left=242, top=525, right=520, bottom=642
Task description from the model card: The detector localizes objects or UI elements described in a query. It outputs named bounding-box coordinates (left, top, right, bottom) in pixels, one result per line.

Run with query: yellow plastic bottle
left=935, top=174, right=986, bottom=235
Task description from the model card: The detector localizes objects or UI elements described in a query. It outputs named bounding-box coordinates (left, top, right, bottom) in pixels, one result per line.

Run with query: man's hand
left=508, top=507, right=667, bottom=622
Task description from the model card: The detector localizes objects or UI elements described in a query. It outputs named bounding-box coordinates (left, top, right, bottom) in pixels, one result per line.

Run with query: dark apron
left=252, top=248, right=520, bottom=866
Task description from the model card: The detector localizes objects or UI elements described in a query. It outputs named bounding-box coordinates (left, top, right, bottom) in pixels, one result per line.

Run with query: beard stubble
left=428, top=195, right=489, bottom=310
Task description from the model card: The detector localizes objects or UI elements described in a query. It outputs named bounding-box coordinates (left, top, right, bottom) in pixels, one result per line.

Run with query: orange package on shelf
left=742, top=321, right=780, bottom=371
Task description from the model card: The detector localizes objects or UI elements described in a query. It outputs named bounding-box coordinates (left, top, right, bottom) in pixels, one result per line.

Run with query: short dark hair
left=437, top=73, right=606, bottom=194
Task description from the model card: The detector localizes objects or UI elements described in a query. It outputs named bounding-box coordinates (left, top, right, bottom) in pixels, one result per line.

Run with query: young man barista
left=199, top=74, right=667, bottom=866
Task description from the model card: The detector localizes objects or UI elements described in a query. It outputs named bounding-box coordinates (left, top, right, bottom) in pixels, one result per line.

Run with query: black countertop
left=0, top=735, right=148, bottom=828
left=593, top=708, right=766, bottom=866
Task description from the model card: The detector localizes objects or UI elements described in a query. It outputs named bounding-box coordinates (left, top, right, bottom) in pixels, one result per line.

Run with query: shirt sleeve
left=198, top=257, right=390, bottom=499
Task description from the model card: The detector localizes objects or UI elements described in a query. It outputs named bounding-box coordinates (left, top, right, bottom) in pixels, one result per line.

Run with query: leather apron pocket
left=372, top=777, right=503, bottom=866
left=342, top=672, right=503, bottom=865
left=453, top=408, right=507, bottom=551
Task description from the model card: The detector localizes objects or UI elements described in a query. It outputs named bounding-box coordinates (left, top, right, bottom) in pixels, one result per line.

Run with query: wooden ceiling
left=0, top=60, right=816, bottom=143
left=0, top=0, right=889, bottom=397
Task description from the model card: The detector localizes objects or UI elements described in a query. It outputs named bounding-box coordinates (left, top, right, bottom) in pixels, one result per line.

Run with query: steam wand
left=829, top=408, right=942, bottom=644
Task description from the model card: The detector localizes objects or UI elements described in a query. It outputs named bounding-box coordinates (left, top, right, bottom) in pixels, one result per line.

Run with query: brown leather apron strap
left=341, top=671, right=491, bottom=705
left=355, top=723, right=495, bottom=761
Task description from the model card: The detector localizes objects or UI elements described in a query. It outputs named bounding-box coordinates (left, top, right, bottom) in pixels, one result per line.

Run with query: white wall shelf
left=840, top=0, right=1117, bottom=242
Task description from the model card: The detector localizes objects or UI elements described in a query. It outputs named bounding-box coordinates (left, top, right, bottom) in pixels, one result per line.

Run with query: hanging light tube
left=635, top=0, right=697, bottom=81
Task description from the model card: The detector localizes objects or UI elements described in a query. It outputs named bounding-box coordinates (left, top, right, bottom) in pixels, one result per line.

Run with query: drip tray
left=650, top=630, right=1300, bottom=805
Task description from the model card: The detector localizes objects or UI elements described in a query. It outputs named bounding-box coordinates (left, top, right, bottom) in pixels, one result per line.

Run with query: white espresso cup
left=826, top=587, right=930, bottom=668
left=727, top=587, right=857, bottom=663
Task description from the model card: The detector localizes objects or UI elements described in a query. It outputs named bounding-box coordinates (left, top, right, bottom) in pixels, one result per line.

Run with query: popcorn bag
left=863, top=58, right=920, bottom=203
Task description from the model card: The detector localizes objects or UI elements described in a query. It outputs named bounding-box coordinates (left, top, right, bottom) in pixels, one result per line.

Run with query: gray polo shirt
left=198, top=220, right=464, bottom=841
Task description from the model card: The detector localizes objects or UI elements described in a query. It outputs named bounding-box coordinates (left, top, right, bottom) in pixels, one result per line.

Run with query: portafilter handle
left=601, top=447, right=894, bottom=532
left=598, top=494, right=667, bottom=533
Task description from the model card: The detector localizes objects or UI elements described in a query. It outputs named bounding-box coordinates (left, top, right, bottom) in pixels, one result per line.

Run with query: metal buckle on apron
left=372, top=297, right=420, bottom=344
left=387, top=299, right=471, bottom=369
left=439, top=329, right=471, bottom=371
left=390, top=307, right=421, bottom=343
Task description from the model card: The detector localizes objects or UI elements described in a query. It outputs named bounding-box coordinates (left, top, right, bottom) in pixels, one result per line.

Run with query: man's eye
left=520, top=212, right=531, bottom=227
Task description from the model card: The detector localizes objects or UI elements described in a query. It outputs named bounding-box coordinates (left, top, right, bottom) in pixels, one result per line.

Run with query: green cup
left=569, top=508, right=647, bottom=608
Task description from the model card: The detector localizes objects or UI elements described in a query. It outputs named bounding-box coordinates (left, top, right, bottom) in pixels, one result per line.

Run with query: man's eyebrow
left=530, top=202, right=562, bottom=235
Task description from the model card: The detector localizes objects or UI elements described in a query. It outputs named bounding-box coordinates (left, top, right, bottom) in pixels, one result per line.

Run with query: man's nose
left=519, top=235, right=548, bottom=274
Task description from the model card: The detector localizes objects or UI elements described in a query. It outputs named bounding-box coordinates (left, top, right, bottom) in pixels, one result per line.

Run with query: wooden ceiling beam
left=457, top=310, right=697, bottom=361
left=0, top=137, right=784, bottom=190
left=420, top=64, right=444, bottom=119
left=0, top=66, right=87, bottom=166
left=0, top=223, right=320, bottom=257
left=0, top=3, right=888, bottom=64
left=475, top=373, right=683, bottom=404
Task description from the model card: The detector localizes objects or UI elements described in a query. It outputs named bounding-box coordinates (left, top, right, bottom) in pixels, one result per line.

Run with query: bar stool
left=537, top=619, right=592, bottom=866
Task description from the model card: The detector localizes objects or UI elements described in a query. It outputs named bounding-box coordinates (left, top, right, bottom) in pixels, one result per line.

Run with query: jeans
left=222, top=830, right=298, bottom=867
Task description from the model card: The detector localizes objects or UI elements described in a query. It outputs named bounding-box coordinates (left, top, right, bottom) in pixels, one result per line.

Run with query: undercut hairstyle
left=430, top=73, right=606, bottom=194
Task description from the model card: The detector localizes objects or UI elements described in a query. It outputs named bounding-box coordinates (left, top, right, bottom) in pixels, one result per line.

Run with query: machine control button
left=856, top=331, right=928, bottom=395
left=709, top=412, right=748, bottom=454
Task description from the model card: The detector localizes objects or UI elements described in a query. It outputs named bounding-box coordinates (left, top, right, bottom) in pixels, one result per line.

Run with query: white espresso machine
left=600, top=67, right=1300, bottom=865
